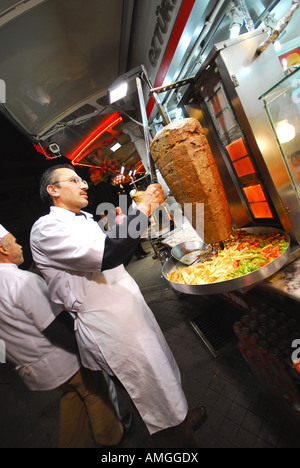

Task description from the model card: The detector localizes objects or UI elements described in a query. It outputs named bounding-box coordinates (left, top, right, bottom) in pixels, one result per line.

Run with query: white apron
left=76, top=265, right=188, bottom=435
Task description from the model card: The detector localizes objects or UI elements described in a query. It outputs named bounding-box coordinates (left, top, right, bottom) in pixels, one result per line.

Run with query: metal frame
left=181, top=29, right=300, bottom=246
left=162, top=227, right=291, bottom=296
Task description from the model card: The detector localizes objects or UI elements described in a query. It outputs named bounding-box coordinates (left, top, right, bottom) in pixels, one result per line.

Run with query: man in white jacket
left=0, top=224, right=130, bottom=448
left=30, top=164, right=206, bottom=448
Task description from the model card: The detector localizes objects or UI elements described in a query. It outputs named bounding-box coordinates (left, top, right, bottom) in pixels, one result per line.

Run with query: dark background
left=0, top=114, right=136, bottom=269
left=0, top=115, right=93, bottom=269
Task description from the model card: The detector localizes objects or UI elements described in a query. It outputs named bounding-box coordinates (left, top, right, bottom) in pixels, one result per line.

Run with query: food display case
left=260, top=68, right=300, bottom=205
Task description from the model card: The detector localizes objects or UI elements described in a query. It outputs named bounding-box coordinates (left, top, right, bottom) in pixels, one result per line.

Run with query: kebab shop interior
left=0, top=0, right=300, bottom=449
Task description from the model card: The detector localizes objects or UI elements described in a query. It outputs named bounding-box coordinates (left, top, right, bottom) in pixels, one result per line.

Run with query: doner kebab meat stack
left=149, top=118, right=232, bottom=245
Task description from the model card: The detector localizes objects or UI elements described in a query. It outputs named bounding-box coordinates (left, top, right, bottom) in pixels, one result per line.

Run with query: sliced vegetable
left=227, top=231, right=289, bottom=279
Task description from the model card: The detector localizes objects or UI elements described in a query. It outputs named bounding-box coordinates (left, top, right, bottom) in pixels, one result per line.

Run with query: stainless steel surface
left=171, top=241, right=210, bottom=265
left=217, top=31, right=300, bottom=243
left=214, top=31, right=289, bottom=231
left=163, top=227, right=291, bottom=295
left=150, top=76, right=195, bottom=95
left=157, top=0, right=229, bottom=113
left=149, top=0, right=299, bottom=124
left=257, top=0, right=299, bottom=54
left=237, top=0, right=256, bottom=32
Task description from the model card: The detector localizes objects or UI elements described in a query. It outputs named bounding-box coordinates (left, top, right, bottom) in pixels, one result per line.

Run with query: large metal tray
left=162, top=227, right=290, bottom=295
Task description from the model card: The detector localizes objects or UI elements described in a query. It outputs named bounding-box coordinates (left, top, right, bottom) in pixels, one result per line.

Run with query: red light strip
left=73, top=163, right=101, bottom=168
left=70, top=114, right=123, bottom=164
left=135, top=162, right=145, bottom=173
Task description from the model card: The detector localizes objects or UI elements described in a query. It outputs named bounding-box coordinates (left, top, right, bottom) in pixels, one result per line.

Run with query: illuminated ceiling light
left=111, top=142, right=121, bottom=152
left=109, top=82, right=128, bottom=104
left=70, top=112, right=123, bottom=165
left=275, top=119, right=296, bottom=144
left=230, top=23, right=242, bottom=39
left=227, top=3, right=244, bottom=39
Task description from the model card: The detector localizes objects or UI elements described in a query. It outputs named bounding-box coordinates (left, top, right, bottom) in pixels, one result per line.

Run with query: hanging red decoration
left=89, top=160, right=119, bottom=185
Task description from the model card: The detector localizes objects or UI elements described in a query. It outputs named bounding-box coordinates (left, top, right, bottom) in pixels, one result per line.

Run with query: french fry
left=167, top=231, right=288, bottom=286
left=167, top=244, right=250, bottom=285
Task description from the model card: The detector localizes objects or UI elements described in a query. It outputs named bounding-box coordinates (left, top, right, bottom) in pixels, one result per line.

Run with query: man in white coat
left=0, top=224, right=129, bottom=448
left=30, top=164, right=206, bottom=447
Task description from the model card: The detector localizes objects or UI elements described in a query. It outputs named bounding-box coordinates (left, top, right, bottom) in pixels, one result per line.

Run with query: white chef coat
left=30, top=206, right=188, bottom=434
left=0, top=263, right=80, bottom=391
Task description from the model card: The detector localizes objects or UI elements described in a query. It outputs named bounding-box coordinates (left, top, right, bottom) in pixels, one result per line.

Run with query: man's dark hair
left=40, top=163, right=75, bottom=205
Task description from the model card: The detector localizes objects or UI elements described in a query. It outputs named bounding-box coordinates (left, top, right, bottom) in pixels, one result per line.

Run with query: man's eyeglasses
left=52, top=176, right=89, bottom=187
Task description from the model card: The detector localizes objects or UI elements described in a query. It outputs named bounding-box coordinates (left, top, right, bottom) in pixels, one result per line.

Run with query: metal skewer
left=141, top=64, right=171, bottom=126
left=136, top=65, right=189, bottom=183
left=136, top=76, right=158, bottom=183
left=257, top=0, right=299, bottom=55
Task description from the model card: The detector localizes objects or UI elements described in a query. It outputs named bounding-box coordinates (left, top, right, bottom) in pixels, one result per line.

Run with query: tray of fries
left=162, top=227, right=290, bottom=295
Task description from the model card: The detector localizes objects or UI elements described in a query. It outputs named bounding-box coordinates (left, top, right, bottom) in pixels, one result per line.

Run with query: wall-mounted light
left=276, top=119, right=296, bottom=144
left=227, top=3, right=244, bottom=39
left=108, top=82, right=128, bottom=104
left=230, top=23, right=242, bottom=39
left=107, top=66, right=141, bottom=105
left=110, top=142, right=121, bottom=152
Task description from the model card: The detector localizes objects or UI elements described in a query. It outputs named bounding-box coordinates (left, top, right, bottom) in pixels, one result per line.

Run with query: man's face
left=0, top=234, right=24, bottom=266
left=48, top=168, right=89, bottom=212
